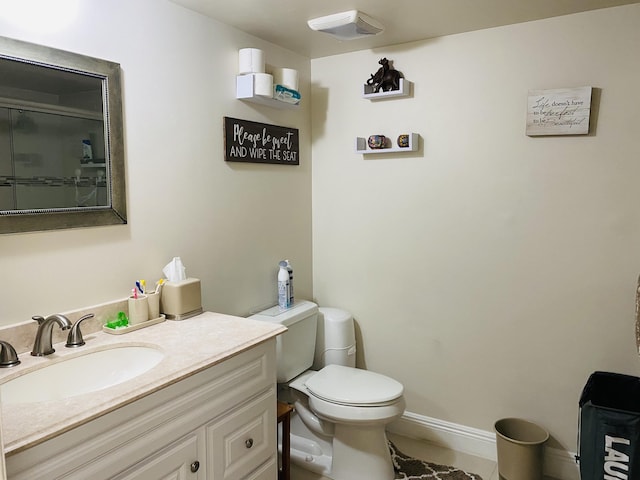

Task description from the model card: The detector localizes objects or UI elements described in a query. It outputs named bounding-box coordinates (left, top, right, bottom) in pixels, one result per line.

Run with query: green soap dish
left=105, top=311, right=129, bottom=329
left=102, top=314, right=166, bottom=335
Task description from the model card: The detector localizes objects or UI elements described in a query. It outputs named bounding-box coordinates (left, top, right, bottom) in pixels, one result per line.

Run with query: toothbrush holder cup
left=146, top=291, right=160, bottom=320
left=128, top=295, right=149, bottom=325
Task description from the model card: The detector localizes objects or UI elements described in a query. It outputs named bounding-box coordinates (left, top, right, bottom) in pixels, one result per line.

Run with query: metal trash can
left=494, top=418, right=549, bottom=480
left=578, top=371, right=640, bottom=479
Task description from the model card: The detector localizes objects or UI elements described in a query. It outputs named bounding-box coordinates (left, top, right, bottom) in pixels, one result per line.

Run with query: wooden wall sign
left=526, top=87, right=592, bottom=136
left=224, top=116, right=299, bottom=165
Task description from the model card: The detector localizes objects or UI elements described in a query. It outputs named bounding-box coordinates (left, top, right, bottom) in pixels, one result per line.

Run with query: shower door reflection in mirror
left=1, top=105, right=107, bottom=210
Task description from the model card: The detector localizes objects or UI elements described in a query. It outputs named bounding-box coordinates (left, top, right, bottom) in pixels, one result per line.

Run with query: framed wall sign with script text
left=224, top=116, right=299, bottom=165
left=526, top=87, right=592, bottom=136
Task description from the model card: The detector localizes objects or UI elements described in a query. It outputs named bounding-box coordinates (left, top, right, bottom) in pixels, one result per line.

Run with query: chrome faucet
left=66, top=313, right=95, bottom=348
left=31, top=314, right=73, bottom=356
left=0, top=340, right=20, bottom=367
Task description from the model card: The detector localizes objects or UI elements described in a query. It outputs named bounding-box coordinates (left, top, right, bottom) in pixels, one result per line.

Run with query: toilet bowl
left=249, top=301, right=405, bottom=480
left=294, top=364, right=405, bottom=480
left=304, top=365, right=405, bottom=423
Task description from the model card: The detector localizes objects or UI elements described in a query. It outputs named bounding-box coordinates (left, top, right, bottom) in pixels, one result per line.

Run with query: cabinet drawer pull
left=190, top=460, right=200, bottom=472
left=245, top=438, right=254, bottom=449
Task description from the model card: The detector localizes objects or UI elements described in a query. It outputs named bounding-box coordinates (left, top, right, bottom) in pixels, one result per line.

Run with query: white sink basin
left=0, top=345, right=164, bottom=404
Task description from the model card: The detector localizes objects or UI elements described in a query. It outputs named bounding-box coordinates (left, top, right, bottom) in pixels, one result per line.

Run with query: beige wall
left=311, top=4, right=640, bottom=450
left=0, top=0, right=312, bottom=323
left=2, top=0, right=640, bottom=460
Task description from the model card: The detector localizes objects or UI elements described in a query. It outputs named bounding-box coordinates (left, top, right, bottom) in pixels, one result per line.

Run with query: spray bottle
left=278, top=261, right=290, bottom=310
left=285, top=259, right=294, bottom=306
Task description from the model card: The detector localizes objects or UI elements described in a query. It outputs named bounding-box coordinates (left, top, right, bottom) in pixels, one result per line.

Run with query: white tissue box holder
left=160, top=278, right=203, bottom=321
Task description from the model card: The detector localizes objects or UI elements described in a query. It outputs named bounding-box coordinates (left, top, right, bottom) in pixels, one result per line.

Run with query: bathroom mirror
left=0, top=36, right=126, bottom=234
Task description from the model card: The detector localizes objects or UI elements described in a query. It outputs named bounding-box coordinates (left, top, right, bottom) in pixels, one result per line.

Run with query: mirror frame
left=0, top=36, right=126, bottom=234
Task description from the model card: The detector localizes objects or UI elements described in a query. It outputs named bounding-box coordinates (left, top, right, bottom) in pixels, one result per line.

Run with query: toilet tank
left=248, top=300, right=318, bottom=383
left=313, top=307, right=356, bottom=369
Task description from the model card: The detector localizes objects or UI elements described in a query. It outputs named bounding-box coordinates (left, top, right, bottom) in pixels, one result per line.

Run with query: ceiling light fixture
left=307, top=10, right=384, bottom=41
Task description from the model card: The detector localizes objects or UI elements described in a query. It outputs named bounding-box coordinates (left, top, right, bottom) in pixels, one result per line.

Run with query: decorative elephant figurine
left=366, top=58, right=403, bottom=93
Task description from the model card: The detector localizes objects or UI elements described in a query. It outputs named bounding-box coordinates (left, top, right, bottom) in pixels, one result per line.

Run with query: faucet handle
left=32, top=315, right=45, bottom=325
left=0, top=340, right=20, bottom=367
left=66, top=313, right=95, bottom=348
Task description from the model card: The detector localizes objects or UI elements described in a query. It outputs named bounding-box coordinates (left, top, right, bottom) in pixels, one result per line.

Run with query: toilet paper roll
left=253, top=73, right=273, bottom=97
left=272, top=68, right=298, bottom=91
left=238, top=48, right=265, bottom=74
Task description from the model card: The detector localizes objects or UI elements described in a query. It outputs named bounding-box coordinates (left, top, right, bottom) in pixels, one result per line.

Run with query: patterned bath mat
left=390, top=441, right=483, bottom=480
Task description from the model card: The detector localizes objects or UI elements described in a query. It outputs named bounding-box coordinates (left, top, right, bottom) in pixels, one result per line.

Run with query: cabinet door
left=112, top=431, right=202, bottom=480
left=206, top=389, right=276, bottom=480
left=244, top=457, right=278, bottom=480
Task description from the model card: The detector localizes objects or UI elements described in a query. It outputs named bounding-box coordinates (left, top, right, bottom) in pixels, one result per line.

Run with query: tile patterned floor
left=290, top=431, right=558, bottom=480
left=387, top=432, right=497, bottom=480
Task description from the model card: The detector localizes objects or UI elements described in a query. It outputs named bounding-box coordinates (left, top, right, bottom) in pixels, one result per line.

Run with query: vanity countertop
left=0, top=311, right=285, bottom=455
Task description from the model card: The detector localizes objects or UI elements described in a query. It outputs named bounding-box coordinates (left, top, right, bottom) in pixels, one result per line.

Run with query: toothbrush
left=141, top=279, right=146, bottom=294
left=155, top=278, right=165, bottom=294
left=136, top=281, right=144, bottom=294
left=132, top=288, right=138, bottom=299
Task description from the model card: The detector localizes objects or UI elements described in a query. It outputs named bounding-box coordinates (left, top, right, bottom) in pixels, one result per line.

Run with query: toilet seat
left=308, top=392, right=406, bottom=425
left=305, top=364, right=404, bottom=407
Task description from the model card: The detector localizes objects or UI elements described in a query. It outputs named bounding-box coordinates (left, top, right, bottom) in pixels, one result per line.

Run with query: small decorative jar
left=368, top=135, right=387, bottom=149
left=397, top=134, right=410, bottom=148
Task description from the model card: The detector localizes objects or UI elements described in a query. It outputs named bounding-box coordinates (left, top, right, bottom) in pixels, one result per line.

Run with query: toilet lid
left=305, top=364, right=403, bottom=406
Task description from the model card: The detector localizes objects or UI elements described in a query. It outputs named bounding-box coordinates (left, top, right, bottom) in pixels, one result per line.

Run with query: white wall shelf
left=362, top=78, right=411, bottom=100
left=355, top=133, right=420, bottom=154
left=236, top=74, right=299, bottom=109
left=80, top=162, right=106, bottom=168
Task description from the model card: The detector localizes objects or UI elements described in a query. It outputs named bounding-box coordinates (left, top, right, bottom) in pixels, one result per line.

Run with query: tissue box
left=160, top=278, right=203, bottom=320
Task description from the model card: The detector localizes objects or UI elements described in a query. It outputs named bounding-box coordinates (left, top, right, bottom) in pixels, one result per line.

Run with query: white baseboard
left=387, top=411, right=579, bottom=480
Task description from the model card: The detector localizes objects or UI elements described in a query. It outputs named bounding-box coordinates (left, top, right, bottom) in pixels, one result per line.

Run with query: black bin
left=579, top=371, right=640, bottom=479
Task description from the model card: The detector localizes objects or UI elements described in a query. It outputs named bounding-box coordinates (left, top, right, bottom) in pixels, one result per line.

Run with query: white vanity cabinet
left=113, top=431, right=203, bottom=479
left=5, top=339, right=278, bottom=480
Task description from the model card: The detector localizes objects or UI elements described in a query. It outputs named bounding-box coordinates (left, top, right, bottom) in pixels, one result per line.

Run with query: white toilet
left=249, top=300, right=405, bottom=480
